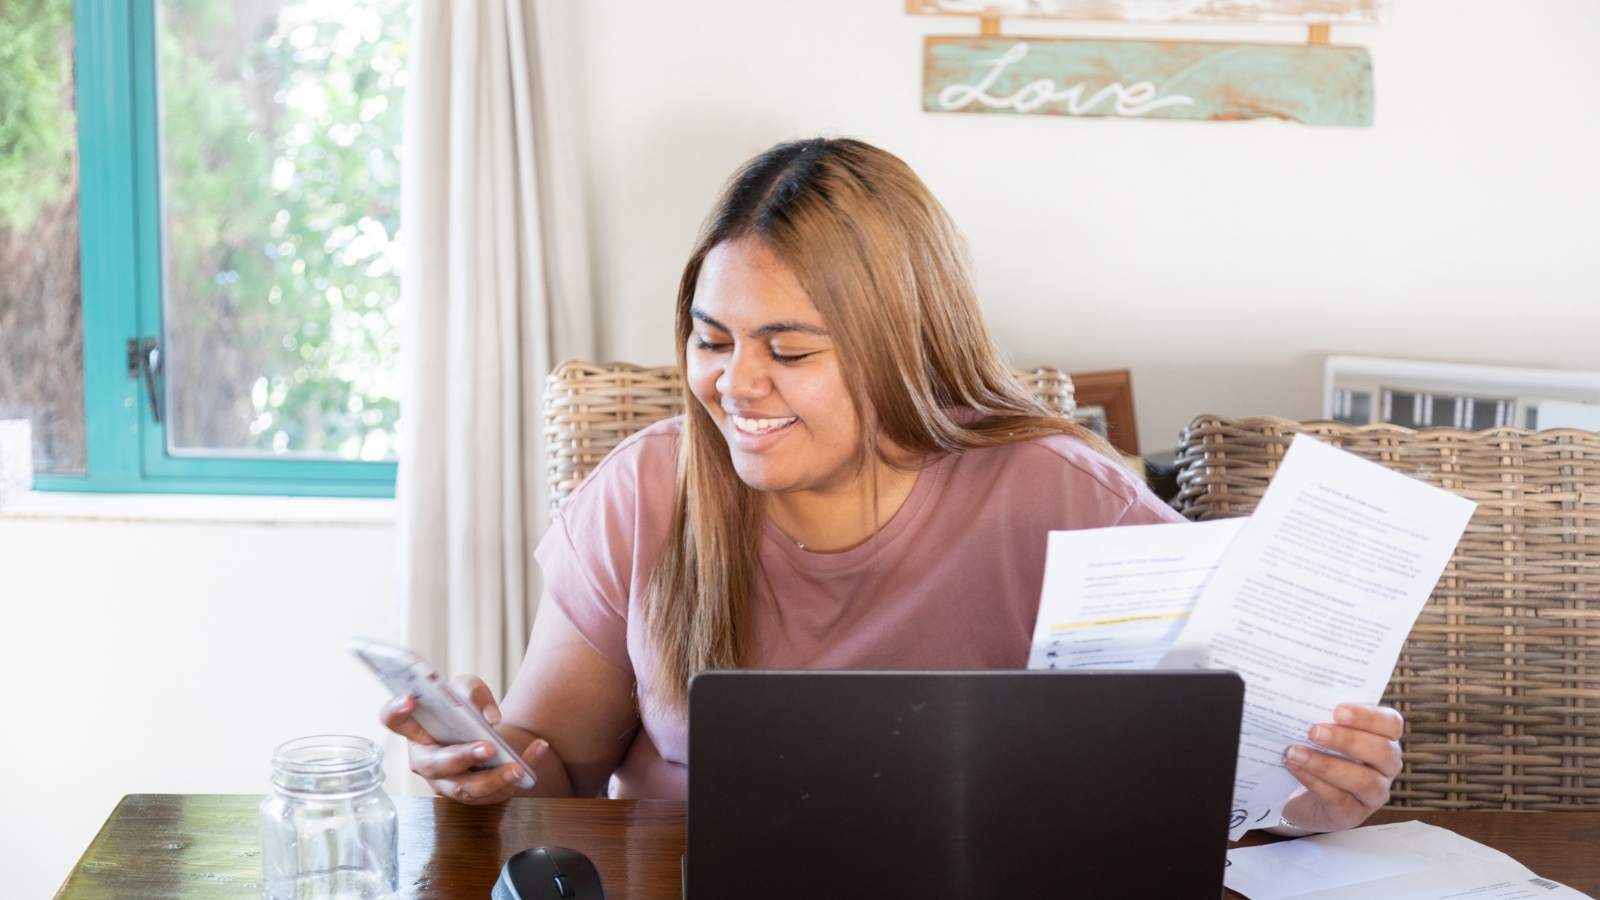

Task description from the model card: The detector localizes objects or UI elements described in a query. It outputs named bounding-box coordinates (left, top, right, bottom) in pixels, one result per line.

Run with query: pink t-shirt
left=534, top=416, right=1185, bottom=799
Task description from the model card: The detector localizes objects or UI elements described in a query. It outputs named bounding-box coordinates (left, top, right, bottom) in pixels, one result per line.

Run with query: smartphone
left=348, top=637, right=536, bottom=790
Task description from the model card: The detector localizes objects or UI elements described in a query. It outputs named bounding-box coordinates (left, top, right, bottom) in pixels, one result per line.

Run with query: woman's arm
left=497, top=596, right=641, bottom=798
left=380, top=594, right=640, bottom=802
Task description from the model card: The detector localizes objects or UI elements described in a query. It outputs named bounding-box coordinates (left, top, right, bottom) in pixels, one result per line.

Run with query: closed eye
left=770, top=350, right=814, bottom=363
left=694, top=337, right=731, bottom=352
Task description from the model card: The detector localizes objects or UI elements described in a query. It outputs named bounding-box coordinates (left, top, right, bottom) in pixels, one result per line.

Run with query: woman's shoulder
left=536, top=421, right=681, bottom=679
left=952, top=429, right=1181, bottom=526
left=558, top=415, right=682, bottom=512
left=538, top=415, right=681, bottom=605
left=1011, top=431, right=1140, bottom=495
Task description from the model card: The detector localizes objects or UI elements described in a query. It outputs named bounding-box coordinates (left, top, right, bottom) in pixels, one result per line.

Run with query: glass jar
left=261, top=735, right=399, bottom=899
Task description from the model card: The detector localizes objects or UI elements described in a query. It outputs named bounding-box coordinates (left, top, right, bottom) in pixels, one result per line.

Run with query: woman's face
left=686, top=238, right=864, bottom=495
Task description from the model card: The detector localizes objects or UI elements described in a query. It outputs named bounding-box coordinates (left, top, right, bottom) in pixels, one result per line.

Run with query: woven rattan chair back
left=543, top=362, right=686, bottom=511
left=1173, top=415, right=1600, bottom=811
left=543, top=361, right=1075, bottom=513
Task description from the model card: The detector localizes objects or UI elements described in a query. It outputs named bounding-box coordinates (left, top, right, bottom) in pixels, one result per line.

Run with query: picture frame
left=1069, top=369, right=1139, bottom=456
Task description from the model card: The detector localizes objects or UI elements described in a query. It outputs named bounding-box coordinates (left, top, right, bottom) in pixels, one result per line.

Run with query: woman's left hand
left=1279, top=703, right=1405, bottom=833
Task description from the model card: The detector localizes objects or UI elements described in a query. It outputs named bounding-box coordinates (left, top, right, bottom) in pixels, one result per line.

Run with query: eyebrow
left=690, top=307, right=829, bottom=338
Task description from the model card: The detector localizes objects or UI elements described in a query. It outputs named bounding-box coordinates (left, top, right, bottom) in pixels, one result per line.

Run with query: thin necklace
left=771, top=520, right=807, bottom=550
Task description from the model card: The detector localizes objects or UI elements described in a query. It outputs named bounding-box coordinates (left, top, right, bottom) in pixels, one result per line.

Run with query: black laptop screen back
left=687, top=670, right=1243, bottom=900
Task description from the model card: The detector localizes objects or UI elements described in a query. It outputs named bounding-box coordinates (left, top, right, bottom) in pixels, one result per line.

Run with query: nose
left=716, top=341, right=771, bottom=403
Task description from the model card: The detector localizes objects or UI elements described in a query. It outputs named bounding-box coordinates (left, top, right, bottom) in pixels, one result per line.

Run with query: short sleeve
left=533, top=419, right=682, bottom=676
left=1022, top=432, right=1186, bottom=529
left=535, top=515, right=634, bottom=672
left=1113, top=483, right=1187, bottom=526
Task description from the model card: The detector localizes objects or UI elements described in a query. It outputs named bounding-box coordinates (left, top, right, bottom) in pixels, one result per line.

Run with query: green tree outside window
left=161, top=0, right=408, bottom=460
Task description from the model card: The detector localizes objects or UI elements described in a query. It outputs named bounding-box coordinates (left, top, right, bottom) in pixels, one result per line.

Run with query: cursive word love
left=938, top=42, right=1196, bottom=117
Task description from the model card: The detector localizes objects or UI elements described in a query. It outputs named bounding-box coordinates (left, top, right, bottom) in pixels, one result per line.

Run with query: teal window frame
left=34, top=0, right=397, bottom=498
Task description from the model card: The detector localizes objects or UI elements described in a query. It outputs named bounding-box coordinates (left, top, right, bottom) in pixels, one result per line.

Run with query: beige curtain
left=396, top=0, right=594, bottom=696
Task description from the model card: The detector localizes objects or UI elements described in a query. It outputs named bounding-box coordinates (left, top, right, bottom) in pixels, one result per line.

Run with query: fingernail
left=1285, top=746, right=1310, bottom=765
left=1310, top=725, right=1331, bottom=744
left=483, top=706, right=501, bottom=725
left=506, top=765, right=523, bottom=781
left=1335, top=706, right=1354, bottom=725
left=474, top=743, right=493, bottom=760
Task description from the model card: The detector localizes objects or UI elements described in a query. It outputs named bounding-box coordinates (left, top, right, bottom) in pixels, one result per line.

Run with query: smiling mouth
left=732, top=414, right=798, bottom=435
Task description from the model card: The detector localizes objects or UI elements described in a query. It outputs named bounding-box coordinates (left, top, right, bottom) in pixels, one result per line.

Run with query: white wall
left=0, top=505, right=401, bottom=900
left=572, top=0, right=1600, bottom=454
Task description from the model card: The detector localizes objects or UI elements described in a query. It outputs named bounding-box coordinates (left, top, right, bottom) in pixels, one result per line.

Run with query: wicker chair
left=542, top=360, right=1076, bottom=513
left=1173, top=415, right=1600, bottom=811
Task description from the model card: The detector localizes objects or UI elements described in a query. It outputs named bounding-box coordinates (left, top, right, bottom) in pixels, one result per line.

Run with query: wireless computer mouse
left=491, top=846, right=607, bottom=900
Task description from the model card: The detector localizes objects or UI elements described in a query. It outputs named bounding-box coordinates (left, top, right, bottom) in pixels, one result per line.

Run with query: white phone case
left=348, top=637, right=536, bottom=790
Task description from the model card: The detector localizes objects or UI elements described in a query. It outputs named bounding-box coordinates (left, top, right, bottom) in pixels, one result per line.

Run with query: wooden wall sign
left=906, top=0, right=1389, bottom=24
left=924, top=37, right=1373, bottom=126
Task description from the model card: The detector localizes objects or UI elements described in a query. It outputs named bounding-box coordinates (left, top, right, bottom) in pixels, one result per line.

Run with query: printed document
left=1026, top=519, right=1247, bottom=670
left=1225, top=820, right=1594, bottom=899
left=1159, top=434, right=1477, bottom=838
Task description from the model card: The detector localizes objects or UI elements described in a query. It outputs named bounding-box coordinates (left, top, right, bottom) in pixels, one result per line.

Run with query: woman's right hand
left=379, top=674, right=551, bottom=805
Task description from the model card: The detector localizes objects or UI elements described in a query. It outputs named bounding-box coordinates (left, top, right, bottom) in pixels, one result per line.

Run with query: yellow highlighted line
left=1051, top=612, right=1191, bottom=632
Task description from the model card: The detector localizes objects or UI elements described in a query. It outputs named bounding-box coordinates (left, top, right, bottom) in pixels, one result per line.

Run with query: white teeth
left=732, top=415, right=797, bottom=434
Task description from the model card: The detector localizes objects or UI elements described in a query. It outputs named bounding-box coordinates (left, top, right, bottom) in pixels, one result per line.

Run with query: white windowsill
left=0, top=491, right=397, bottom=525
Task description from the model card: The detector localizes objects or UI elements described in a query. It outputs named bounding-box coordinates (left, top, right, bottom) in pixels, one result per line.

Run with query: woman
left=383, top=138, right=1402, bottom=835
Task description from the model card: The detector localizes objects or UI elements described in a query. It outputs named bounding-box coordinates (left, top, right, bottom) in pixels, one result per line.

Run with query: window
left=1323, top=356, right=1600, bottom=433
left=6, top=0, right=408, bottom=497
left=0, top=0, right=85, bottom=476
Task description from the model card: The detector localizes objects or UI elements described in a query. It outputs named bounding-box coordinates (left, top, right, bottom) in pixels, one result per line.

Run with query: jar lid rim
left=272, top=734, right=383, bottom=774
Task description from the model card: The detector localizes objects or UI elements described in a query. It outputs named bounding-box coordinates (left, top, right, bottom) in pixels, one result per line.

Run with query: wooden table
left=54, top=795, right=683, bottom=900
left=55, top=795, right=1600, bottom=899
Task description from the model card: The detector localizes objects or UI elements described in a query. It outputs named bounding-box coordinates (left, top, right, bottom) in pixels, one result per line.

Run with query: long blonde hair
left=646, top=138, right=1112, bottom=711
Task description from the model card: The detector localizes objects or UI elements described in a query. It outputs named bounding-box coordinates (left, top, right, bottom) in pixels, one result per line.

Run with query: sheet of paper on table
left=1225, top=820, right=1595, bottom=900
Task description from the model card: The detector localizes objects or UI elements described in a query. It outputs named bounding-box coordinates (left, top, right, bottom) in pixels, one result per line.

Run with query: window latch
left=126, top=337, right=163, bottom=423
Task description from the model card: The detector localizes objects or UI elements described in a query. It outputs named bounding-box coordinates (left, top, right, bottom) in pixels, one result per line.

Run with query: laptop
left=686, top=670, right=1244, bottom=899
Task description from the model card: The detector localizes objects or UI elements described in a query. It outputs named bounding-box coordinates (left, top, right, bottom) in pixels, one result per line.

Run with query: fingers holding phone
left=446, top=674, right=502, bottom=725
left=352, top=638, right=537, bottom=800
left=379, top=692, right=435, bottom=745
left=413, top=731, right=538, bottom=805
left=379, top=691, right=531, bottom=804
